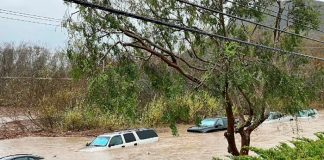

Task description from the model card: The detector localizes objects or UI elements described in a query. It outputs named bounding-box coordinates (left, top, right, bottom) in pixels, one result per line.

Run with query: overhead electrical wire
left=226, top=0, right=324, bottom=34
left=0, top=10, right=61, bottom=23
left=0, top=15, right=61, bottom=27
left=176, top=0, right=324, bottom=45
left=64, top=0, right=324, bottom=61
left=0, top=8, right=62, bottom=22
left=252, top=0, right=324, bottom=17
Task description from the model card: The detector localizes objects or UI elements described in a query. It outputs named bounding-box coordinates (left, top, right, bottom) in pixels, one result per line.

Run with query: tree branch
left=121, top=30, right=202, bottom=84
left=122, top=29, right=209, bottom=72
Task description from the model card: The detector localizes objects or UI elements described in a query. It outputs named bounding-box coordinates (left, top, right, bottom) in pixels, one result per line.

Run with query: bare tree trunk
left=224, top=104, right=240, bottom=156
left=223, top=75, right=240, bottom=156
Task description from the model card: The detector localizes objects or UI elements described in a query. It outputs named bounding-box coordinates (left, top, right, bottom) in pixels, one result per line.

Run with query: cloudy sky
left=1, top=0, right=323, bottom=49
left=0, top=0, right=70, bottom=49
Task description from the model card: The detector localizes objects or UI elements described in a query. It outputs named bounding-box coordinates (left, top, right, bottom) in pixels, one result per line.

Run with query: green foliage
left=88, top=59, right=140, bottom=121
left=38, top=104, right=61, bottom=129
left=305, top=69, right=324, bottom=102
left=230, top=133, right=324, bottom=160
left=290, top=0, right=321, bottom=33
left=143, top=62, right=185, bottom=98
left=142, top=91, right=223, bottom=135
left=37, top=88, right=85, bottom=129
left=63, top=105, right=128, bottom=131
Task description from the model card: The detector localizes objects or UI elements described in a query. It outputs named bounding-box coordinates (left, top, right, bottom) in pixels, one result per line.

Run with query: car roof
left=0, top=154, right=43, bottom=160
left=203, top=117, right=227, bottom=121
left=98, top=128, right=155, bottom=137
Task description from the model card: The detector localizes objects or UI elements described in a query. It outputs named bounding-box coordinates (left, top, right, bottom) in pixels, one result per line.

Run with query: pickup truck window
left=109, top=135, right=123, bottom=146
left=136, top=130, right=158, bottom=140
left=123, top=133, right=136, bottom=143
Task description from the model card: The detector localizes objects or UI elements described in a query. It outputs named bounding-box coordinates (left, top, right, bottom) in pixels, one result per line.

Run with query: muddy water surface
left=1, top=111, right=324, bottom=160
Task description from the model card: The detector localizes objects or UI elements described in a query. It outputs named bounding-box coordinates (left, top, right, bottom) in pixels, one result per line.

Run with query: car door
left=123, top=132, right=138, bottom=147
left=215, top=119, right=225, bottom=130
left=108, top=135, right=125, bottom=149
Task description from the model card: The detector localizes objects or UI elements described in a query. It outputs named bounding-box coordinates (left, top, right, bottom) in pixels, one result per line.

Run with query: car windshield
left=297, top=109, right=316, bottom=117
left=90, top=136, right=110, bottom=147
left=200, top=119, right=217, bottom=127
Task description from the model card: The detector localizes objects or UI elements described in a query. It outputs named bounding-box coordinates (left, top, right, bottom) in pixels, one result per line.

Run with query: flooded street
left=1, top=111, right=324, bottom=160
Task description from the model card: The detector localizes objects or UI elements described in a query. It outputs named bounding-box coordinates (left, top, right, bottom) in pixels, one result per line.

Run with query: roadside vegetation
left=0, top=43, right=223, bottom=133
left=227, top=132, right=324, bottom=160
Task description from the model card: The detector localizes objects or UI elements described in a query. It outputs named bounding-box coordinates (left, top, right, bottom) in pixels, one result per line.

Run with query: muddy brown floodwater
left=1, top=111, right=324, bottom=160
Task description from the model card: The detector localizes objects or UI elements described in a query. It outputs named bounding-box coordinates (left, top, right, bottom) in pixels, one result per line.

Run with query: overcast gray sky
left=1, top=0, right=323, bottom=50
left=0, top=0, right=69, bottom=49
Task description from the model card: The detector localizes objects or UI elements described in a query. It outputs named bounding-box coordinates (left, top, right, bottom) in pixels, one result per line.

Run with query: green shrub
left=87, top=61, right=140, bottom=121
left=62, top=105, right=129, bottom=131
left=142, top=91, right=223, bottom=127
left=37, top=104, right=61, bottom=129
left=142, top=97, right=166, bottom=126
left=36, top=88, right=85, bottom=130
left=63, top=108, right=85, bottom=131
left=230, top=132, right=324, bottom=160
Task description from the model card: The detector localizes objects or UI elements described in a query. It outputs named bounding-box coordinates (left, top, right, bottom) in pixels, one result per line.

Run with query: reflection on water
left=1, top=111, right=323, bottom=160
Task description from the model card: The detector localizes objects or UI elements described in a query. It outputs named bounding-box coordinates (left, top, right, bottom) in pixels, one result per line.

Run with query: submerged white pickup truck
left=80, top=128, right=159, bottom=152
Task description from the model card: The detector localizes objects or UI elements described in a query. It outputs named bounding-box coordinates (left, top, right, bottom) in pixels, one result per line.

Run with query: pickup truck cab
left=81, top=128, right=158, bottom=152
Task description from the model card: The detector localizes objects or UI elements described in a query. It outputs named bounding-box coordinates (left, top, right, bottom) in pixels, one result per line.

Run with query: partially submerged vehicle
left=264, top=109, right=319, bottom=124
left=0, top=154, right=44, bottom=160
left=296, top=109, right=318, bottom=119
left=263, top=112, right=293, bottom=124
left=81, top=128, right=159, bottom=152
left=187, top=117, right=230, bottom=133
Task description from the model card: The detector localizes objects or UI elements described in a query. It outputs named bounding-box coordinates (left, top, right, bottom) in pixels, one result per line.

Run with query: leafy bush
left=231, top=132, right=324, bottom=160
left=88, top=61, right=140, bottom=121
left=63, top=108, right=84, bottom=131
left=62, top=105, right=129, bottom=131
left=37, top=104, right=61, bottom=129
left=36, top=88, right=85, bottom=129
left=142, top=91, right=223, bottom=127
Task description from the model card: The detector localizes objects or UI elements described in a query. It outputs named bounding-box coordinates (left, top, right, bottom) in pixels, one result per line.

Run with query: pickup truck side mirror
left=215, top=124, right=221, bottom=128
left=108, top=143, right=115, bottom=147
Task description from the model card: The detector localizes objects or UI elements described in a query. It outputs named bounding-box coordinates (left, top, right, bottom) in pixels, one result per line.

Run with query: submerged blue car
left=187, top=117, right=229, bottom=133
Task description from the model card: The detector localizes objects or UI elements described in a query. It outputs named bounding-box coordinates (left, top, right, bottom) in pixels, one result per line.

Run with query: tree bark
left=239, top=130, right=251, bottom=155
left=223, top=74, right=240, bottom=156
left=274, top=1, right=284, bottom=45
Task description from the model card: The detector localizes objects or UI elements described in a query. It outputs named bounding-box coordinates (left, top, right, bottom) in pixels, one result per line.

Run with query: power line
left=176, top=0, right=324, bottom=45
left=0, top=10, right=61, bottom=23
left=64, top=0, right=324, bottom=61
left=0, top=15, right=61, bottom=27
left=226, top=0, right=324, bottom=34
left=0, top=8, right=62, bottom=22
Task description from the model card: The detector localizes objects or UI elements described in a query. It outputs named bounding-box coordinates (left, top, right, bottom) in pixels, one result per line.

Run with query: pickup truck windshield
left=90, top=136, right=110, bottom=147
left=200, top=119, right=217, bottom=127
